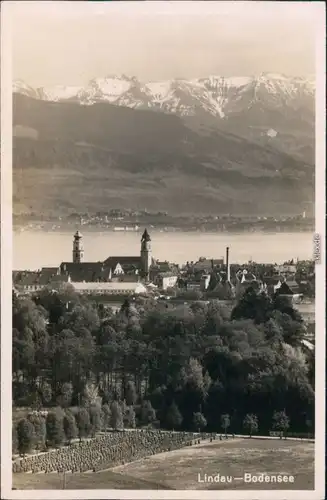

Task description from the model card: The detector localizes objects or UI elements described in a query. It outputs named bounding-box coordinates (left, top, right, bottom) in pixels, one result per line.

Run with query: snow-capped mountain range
left=13, top=73, right=315, bottom=120
left=13, top=73, right=315, bottom=217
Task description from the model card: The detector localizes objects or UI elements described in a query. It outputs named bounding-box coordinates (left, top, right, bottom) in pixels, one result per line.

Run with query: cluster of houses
left=169, top=255, right=303, bottom=302
left=13, top=230, right=307, bottom=304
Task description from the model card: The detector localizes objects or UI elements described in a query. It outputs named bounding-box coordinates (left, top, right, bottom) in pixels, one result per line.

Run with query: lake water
left=13, top=230, right=313, bottom=270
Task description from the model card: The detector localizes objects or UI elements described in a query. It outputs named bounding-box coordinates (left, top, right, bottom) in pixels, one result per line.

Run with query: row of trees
left=14, top=400, right=131, bottom=455
left=14, top=402, right=294, bottom=457
left=12, top=285, right=314, bottom=436
left=176, top=410, right=290, bottom=437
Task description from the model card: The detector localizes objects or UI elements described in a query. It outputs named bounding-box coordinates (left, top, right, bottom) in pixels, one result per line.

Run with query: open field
left=13, top=438, right=314, bottom=490
left=13, top=470, right=172, bottom=490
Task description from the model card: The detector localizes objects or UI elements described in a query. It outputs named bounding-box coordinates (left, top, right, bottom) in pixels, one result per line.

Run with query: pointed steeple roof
left=141, top=228, right=151, bottom=242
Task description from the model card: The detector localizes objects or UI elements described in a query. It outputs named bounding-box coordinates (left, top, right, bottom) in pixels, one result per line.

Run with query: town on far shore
left=14, top=209, right=314, bottom=234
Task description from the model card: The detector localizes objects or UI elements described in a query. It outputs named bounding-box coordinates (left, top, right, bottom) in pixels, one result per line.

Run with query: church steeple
left=141, top=228, right=151, bottom=244
left=140, top=229, right=151, bottom=281
left=73, top=230, right=84, bottom=263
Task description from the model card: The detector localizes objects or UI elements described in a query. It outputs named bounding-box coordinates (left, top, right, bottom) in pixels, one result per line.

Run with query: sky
left=6, top=1, right=319, bottom=87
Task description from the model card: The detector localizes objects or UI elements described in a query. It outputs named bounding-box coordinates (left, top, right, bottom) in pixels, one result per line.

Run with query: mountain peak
left=13, top=73, right=314, bottom=122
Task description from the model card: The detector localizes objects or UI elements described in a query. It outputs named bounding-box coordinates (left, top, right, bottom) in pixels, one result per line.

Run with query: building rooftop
left=40, top=267, right=60, bottom=281
left=191, top=258, right=224, bottom=271
left=60, top=262, right=109, bottom=282
left=13, top=271, right=40, bottom=286
left=13, top=269, right=69, bottom=287
left=103, top=256, right=142, bottom=272
left=262, top=276, right=284, bottom=286
left=278, top=280, right=301, bottom=294
left=71, top=281, right=147, bottom=292
left=285, top=280, right=300, bottom=291
left=111, top=274, right=140, bottom=283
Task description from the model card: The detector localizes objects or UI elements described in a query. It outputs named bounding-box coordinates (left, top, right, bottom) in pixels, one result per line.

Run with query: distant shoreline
left=14, top=226, right=315, bottom=235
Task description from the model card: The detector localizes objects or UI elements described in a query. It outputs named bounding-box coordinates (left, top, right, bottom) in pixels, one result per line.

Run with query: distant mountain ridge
left=13, top=73, right=315, bottom=164
left=13, top=73, right=315, bottom=118
left=13, top=93, right=314, bottom=218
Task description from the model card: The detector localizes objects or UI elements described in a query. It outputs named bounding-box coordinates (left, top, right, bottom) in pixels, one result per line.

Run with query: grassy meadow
left=13, top=437, right=314, bottom=490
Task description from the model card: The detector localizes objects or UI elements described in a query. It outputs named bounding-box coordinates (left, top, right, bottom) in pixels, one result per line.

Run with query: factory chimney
left=226, top=246, right=230, bottom=282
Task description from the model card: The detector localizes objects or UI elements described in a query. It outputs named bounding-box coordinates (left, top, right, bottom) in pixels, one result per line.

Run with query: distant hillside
left=13, top=94, right=314, bottom=217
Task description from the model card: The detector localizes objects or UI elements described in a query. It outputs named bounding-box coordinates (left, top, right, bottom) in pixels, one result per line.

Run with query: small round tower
left=140, top=229, right=152, bottom=281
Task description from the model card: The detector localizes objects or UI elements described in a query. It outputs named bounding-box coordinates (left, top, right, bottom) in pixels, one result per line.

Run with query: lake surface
left=13, top=230, right=313, bottom=270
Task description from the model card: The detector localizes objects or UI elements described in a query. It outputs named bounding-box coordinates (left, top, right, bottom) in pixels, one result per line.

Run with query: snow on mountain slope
left=249, top=73, right=314, bottom=100
left=41, top=85, right=84, bottom=102
left=75, top=75, right=154, bottom=110
left=13, top=80, right=42, bottom=99
left=224, top=76, right=253, bottom=88
left=13, top=73, right=315, bottom=123
left=145, top=80, right=175, bottom=102
left=76, top=76, right=133, bottom=104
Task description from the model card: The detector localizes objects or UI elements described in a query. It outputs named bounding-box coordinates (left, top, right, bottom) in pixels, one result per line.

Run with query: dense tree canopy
left=12, top=286, right=314, bottom=435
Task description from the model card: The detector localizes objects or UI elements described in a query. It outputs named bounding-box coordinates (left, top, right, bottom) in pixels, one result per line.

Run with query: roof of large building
left=103, top=256, right=142, bottom=271
left=191, top=258, right=224, bottom=271
left=41, top=267, right=59, bottom=273
left=152, top=260, right=178, bottom=272
left=279, top=280, right=300, bottom=294
left=71, top=281, right=147, bottom=293
left=40, top=267, right=60, bottom=280
left=13, top=270, right=69, bottom=287
left=13, top=271, right=40, bottom=286
left=60, top=262, right=110, bottom=282
left=111, top=274, right=140, bottom=283
left=262, top=276, right=284, bottom=286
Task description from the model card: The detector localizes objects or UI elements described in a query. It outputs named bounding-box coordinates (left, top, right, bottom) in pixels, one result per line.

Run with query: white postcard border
left=1, top=2, right=325, bottom=499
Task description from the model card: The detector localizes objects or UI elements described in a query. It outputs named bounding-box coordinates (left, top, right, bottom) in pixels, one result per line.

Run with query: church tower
left=140, top=229, right=152, bottom=281
left=73, top=230, right=84, bottom=263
